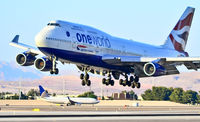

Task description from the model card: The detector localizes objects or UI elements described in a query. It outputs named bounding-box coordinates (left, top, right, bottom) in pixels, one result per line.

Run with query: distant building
left=119, top=93, right=126, bottom=100
left=113, top=93, right=118, bottom=100
left=112, top=92, right=137, bottom=100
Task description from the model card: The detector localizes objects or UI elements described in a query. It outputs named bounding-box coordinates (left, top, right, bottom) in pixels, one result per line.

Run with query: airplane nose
left=35, top=34, right=46, bottom=47
left=35, top=27, right=49, bottom=47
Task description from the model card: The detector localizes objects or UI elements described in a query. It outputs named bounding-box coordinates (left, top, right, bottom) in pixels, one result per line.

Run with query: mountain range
left=0, top=61, right=200, bottom=95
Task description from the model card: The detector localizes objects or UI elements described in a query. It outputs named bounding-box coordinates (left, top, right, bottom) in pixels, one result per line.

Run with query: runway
left=0, top=105, right=199, bottom=122
left=0, top=105, right=200, bottom=112
left=0, top=111, right=199, bottom=122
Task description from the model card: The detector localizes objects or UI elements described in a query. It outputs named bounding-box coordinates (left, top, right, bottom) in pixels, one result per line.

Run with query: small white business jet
left=39, top=85, right=99, bottom=106
left=10, top=7, right=200, bottom=89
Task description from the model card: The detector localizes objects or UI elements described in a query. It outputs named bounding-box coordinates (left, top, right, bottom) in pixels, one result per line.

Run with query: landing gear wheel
left=127, top=81, right=131, bottom=87
left=87, top=80, right=91, bottom=86
left=119, top=79, right=123, bottom=85
left=105, top=81, right=109, bottom=86
left=110, top=80, right=114, bottom=86
left=50, top=70, right=54, bottom=74
left=81, top=80, right=85, bottom=86
left=55, top=68, right=59, bottom=74
left=122, top=81, right=126, bottom=87
left=80, top=74, right=84, bottom=80
left=130, top=76, right=134, bottom=82
left=123, top=79, right=128, bottom=86
left=135, top=76, right=139, bottom=82
left=131, top=83, right=135, bottom=88
left=136, top=82, right=141, bottom=88
left=66, top=103, right=71, bottom=106
left=102, top=78, right=106, bottom=84
left=85, top=74, right=89, bottom=80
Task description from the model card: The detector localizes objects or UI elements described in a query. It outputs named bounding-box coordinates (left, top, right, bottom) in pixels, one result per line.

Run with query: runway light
left=32, top=108, right=40, bottom=111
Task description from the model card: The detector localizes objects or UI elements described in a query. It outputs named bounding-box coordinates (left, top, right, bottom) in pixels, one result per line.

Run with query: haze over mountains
left=0, top=61, right=200, bottom=95
left=0, top=61, right=42, bottom=81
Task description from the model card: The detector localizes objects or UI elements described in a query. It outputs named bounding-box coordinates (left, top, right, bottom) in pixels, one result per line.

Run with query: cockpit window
left=47, top=23, right=61, bottom=27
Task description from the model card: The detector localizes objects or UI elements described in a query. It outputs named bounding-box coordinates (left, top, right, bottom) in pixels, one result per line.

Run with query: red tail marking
left=169, top=34, right=184, bottom=52
left=174, top=13, right=193, bottom=30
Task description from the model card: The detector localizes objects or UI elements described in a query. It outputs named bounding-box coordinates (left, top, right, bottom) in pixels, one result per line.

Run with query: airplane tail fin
left=162, top=7, right=195, bottom=52
left=39, top=85, right=49, bottom=98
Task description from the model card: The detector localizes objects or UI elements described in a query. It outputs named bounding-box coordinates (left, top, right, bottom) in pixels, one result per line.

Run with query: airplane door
left=95, top=44, right=102, bottom=55
left=72, top=37, right=77, bottom=51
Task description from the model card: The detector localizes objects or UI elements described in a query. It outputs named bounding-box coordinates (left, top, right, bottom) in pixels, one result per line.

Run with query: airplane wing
left=102, top=55, right=200, bottom=77
left=9, top=35, right=44, bottom=55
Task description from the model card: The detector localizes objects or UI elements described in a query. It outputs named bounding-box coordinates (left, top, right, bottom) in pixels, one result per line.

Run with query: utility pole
left=89, top=84, right=92, bottom=91
left=19, top=80, right=21, bottom=100
left=101, top=81, right=103, bottom=99
left=62, top=76, right=65, bottom=95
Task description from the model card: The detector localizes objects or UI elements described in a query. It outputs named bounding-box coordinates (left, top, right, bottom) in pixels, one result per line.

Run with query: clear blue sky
left=1, top=0, right=200, bottom=62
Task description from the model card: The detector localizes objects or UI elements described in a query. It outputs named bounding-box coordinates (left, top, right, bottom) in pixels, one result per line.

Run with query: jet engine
left=143, top=62, right=166, bottom=76
left=34, top=57, right=52, bottom=71
left=16, top=53, right=36, bottom=66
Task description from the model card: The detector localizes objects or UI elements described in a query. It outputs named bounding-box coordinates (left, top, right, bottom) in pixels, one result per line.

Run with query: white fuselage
left=35, top=20, right=183, bottom=69
left=43, top=96, right=99, bottom=104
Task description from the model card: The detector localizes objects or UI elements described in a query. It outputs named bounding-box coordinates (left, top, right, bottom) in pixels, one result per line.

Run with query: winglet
left=12, top=35, right=19, bottom=43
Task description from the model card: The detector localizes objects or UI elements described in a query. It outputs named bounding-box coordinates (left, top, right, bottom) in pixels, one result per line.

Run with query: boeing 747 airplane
left=10, top=7, right=200, bottom=89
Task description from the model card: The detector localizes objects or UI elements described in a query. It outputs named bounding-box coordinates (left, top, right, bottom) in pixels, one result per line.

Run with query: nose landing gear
left=50, top=56, right=59, bottom=75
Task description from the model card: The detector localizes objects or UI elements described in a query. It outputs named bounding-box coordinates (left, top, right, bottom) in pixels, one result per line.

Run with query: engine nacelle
left=143, top=62, right=166, bottom=76
left=16, top=53, right=36, bottom=66
left=34, top=57, right=52, bottom=71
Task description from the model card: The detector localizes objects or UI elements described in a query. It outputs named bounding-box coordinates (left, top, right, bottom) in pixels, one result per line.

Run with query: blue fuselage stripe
left=38, top=47, right=124, bottom=71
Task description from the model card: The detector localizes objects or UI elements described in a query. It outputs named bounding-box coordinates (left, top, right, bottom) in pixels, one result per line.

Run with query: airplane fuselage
left=43, top=97, right=99, bottom=105
left=35, top=20, right=184, bottom=71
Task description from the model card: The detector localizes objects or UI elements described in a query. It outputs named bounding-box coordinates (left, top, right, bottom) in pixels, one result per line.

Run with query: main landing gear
left=80, top=71, right=91, bottom=86
left=50, top=56, right=59, bottom=75
left=101, top=72, right=141, bottom=89
left=102, top=73, right=114, bottom=86
left=119, top=74, right=141, bottom=89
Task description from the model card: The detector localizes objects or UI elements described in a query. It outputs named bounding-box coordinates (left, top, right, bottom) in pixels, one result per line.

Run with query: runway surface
left=1, top=105, right=200, bottom=112
left=0, top=105, right=199, bottom=122
left=0, top=111, right=199, bottom=122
